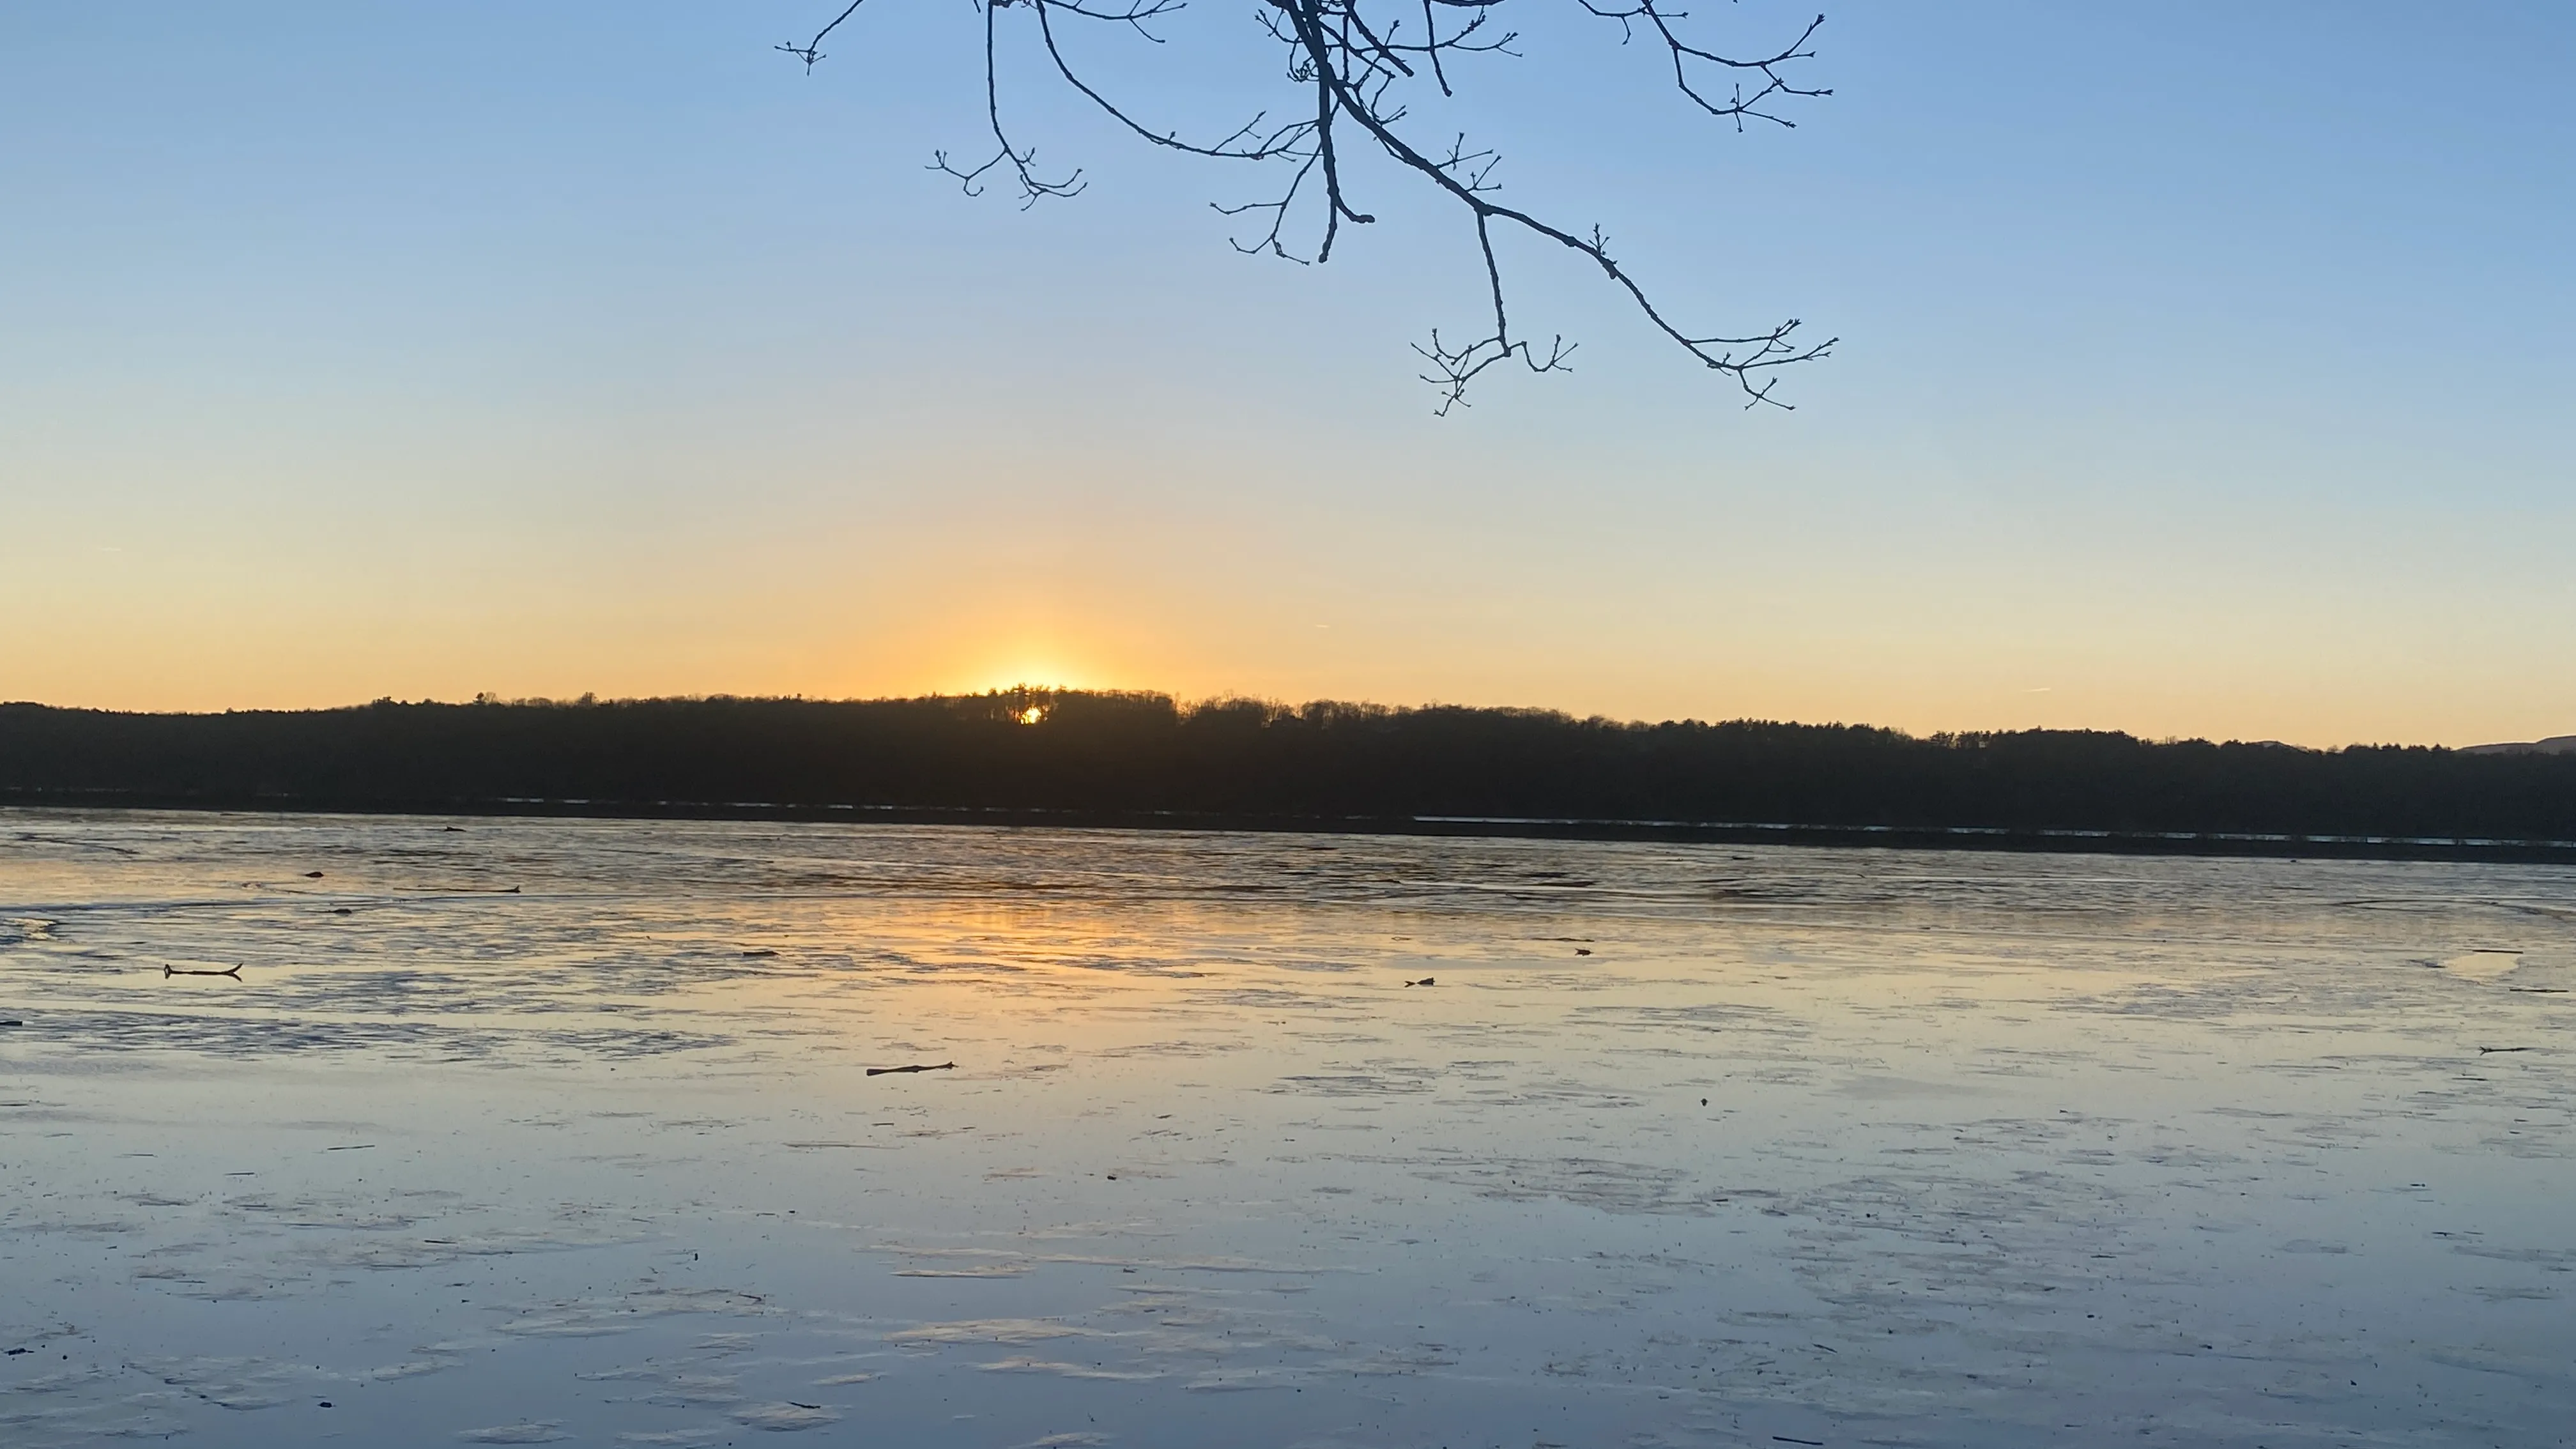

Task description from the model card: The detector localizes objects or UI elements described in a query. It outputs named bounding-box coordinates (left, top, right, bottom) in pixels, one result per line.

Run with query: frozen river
left=3, top=810, right=2572, bottom=1448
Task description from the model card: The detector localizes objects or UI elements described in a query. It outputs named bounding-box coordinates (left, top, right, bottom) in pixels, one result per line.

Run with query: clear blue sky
left=4, top=2, right=2570, bottom=744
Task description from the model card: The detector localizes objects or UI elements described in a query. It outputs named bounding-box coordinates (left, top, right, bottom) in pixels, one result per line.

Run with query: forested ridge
left=4, top=692, right=2573, bottom=847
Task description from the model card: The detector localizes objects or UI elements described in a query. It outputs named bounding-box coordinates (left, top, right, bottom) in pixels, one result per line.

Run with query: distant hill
left=2459, top=734, right=2576, bottom=756
left=4, top=693, right=2575, bottom=856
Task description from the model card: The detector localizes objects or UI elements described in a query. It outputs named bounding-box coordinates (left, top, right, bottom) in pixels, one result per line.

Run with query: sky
left=3, top=2, right=2571, bottom=746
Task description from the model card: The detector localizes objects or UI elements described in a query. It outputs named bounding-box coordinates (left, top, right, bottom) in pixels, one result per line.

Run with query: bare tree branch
left=789, top=0, right=1835, bottom=411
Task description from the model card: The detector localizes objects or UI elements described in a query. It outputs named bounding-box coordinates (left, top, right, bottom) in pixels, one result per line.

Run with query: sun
left=1016, top=705, right=1046, bottom=726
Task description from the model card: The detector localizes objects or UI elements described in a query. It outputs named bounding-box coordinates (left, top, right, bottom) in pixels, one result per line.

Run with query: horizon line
left=4, top=690, right=2563, bottom=758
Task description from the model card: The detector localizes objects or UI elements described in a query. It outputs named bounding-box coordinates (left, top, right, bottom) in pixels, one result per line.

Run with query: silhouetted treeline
left=4, top=691, right=2574, bottom=845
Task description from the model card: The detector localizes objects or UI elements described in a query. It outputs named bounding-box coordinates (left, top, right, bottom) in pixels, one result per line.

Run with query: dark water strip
left=10, top=791, right=2576, bottom=863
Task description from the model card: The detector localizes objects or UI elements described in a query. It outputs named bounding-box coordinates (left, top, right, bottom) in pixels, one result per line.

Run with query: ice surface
left=3, top=809, right=2571, bottom=1447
